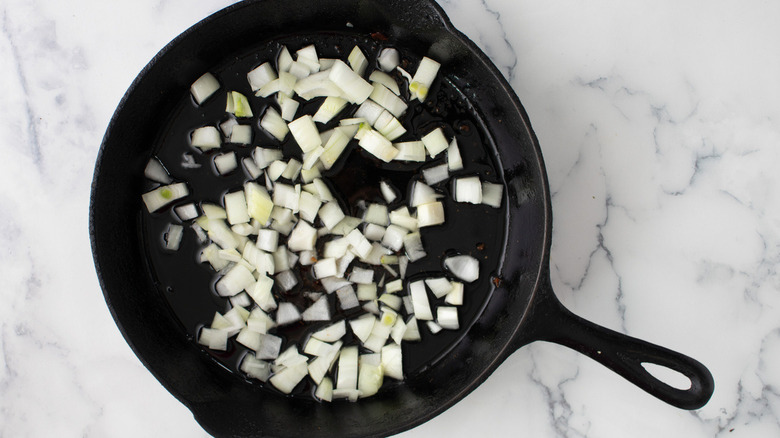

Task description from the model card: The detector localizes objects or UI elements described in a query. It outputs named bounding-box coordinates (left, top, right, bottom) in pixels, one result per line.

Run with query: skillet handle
left=519, top=280, right=714, bottom=410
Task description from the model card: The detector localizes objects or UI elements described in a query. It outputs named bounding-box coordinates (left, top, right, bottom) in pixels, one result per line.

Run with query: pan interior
left=141, top=31, right=509, bottom=399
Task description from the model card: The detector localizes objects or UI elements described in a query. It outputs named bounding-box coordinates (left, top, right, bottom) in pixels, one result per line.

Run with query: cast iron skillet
left=89, top=0, right=715, bottom=436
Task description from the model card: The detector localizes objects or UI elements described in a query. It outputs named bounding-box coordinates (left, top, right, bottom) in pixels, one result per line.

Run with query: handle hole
left=641, top=362, right=691, bottom=390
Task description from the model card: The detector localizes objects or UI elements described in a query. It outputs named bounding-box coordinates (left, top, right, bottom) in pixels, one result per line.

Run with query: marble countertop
left=2, top=0, right=779, bottom=436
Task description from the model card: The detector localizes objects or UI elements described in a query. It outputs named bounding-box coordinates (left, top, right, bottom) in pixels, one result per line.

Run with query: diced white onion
left=481, top=181, right=503, bottom=208
left=164, top=224, right=183, bottom=251
left=336, top=285, right=360, bottom=310
left=369, top=83, right=407, bottom=118
left=302, top=295, right=331, bottom=321
left=319, top=201, right=346, bottom=230
left=425, top=277, right=453, bottom=298
left=348, top=45, right=368, bottom=76
left=247, top=62, right=277, bottom=91
left=260, top=108, right=289, bottom=141
left=422, top=163, right=449, bottom=185
left=443, top=254, right=480, bottom=283
left=444, top=281, right=464, bottom=305
left=356, top=283, right=378, bottom=301
left=240, top=355, right=272, bottom=381
left=313, top=258, right=338, bottom=279
left=409, top=56, right=440, bottom=102
left=403, top=232, right=426, bottom=262
left=144, top=157, right=172, bottom=184
left=349, top=267, right=374, bottom=285
left=142, top=183, right=189, bottom=213
left=313, top=320, right=346, bottom=342
left=416, top=201, right=445, bottom=227
left=363, top=203, right=389, bottom=226
left=368, top=70, right=400, bottom=95
left=349, top=314, right=376, bottom=343
left=174, top=203, right=198, bottom=221
left=191, top=126, right=221, bottom=151
left=381, top=343, right=403, bottom=380
left=328, top=60, right=373, bottom=104
left=377, top=48, right=400, bottom=72
left=437, top=307, right=459, bottom=330
left=216, top=264, right=255, bottom=297
left=312, top=96, right=348, bottom=124
left=214, top=152, right=238, bottom=175
left=421, top=127, right=448, bottom=158
left=276, top=302, right=302, bottom=326
left=394, top=141, right=426, bottom=162
left=190, top=72, right=221, bottom=105
left=447, top=138, right=464, bottom=171
left=358, top=129, right=399, bottom=162
left=198, top=327, right=228, bottom=351
left=409, top=280, right=433, bottom=320
left=454, top=176, right=483, bottom=204
left=269, top=361, right=308, bottom=394
left=427, top=320, right=443, bottom=334
left=288, top=115, right=322, bottom=153
left=402, top=316, right=421, bottom=341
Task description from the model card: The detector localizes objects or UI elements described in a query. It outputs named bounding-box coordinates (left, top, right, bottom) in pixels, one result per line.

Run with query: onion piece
left=336, top=346, right=359, bottom=390
left=348, top=45, right=368, bottom=76
left=318, top=202, right=346, bottom=230
left=328, top=60, right=373, bottom=104
left=288, top=115, right=322, bottom=153
left=247, top=62, right=277, bottom=92
left=259, top=108, right=289, bottom=141
left=313, top=258, right=338, bottom=279
left=295, top=44, right=320, bottom=73
left=377, top=48, right=400, bottom=72
left=253, top=147, right=284, bottom=170
left=403, top=232, right=426, bottom=262
left=226, top=91, right=253, bottom=118
left=358, top=129, right=399, bottom=162
left=409, top=280, right=433, bottom=320
left=356, top=283, right=378, bottom=301
left=190, top=72, right=221, bottom=105
left=422, top=163, right=449, bottom=185
left=288, top=60, right=312, bottom=79
left=319, top=126, right=353, bottom=169
left=164, top=224, right=183, bottom=251
left=331, top=216, right=362, bottom=236
left=320, top=276, right=352, bottom=294
left=336, top=285, right=360, bottom=310
left=385, top=279, right=403, bottom=294
left=349, top=314, right=376, bottom=343
left=427, top=320, right=443, bottom=334
left=402, top=316, right=421, bottom=341
left=355, top=100, right=385, bottom=126
left=256, top=229, right=279, bottom=252
left=443, top=254, right=480, bottom=283
left=444, top=281, right=464, bottom=305
left=214, top=152, right=238, bottom=175
left=142, top=183, right=189, bottom=213
left=298, top=191, right=322, bottom=223
left=393, top=141, right=426, bottom=162
left=278, top=46, right=293, bottom=72
left=363, top=203, right=389, bottom=226
left=363, top=223, right=386, bottom=242
left=230, top=125, right=252, bottom=145
left=244, top=182, right=274, bottom=226
left=144, top=157, right=172, bottom=184
left=269, top=361, right=308, bottom=394
left=453, top=176, right=483, bottom=204
left=447, top=138, right=464, bottom=171
left=368, top=70, right=400, bottom=95
left=277, top=93, right=300, bottom=122
left=409, top=56, right=440, bottom=102
left=315, top=376, right=334, bottom=402
left=281, top=159, right=303, bottom=180
left=378, top=293, right=402, bottom=310
left=308, top=341, right=342, bottom=385
left=302, top=295, right=331, bottom=321
left=381, top=224, right=407, bottom=251
left=224, top=190, right=250, bottom=225
left=240, top=355, right=271, bottom=382
left=389, top=207, right=419, bottom=231
left=275, top=270, right=299, bottom=292
left=312, top=320, right=346, bottom=342
left=191, top=126, right=221, bottom=151
left=216, top=264, right=255, bottom=297
left=312, top=96, right=349, bottom=124
left=369, top=83, right=407, bottom=118
left=266, top=160, right=286, bottom=182
left=276, top=302, right=302, bottom=326
left=379, top=180, right=398, bottom=204
left=409, top=181, right=440, bottom=207
left=437, top=307, right=459, bottom=330
left=358, top=355, right=384, bottom=397
left=198, top=327, right=228, bottom=351
left=286, top=220, right=316, bottom=252
left=421, top=127, right=448, bottom=158
left=381, top=343, right=403, bottom=380
left=481, top=181, right=503, bottom=208
left=349, top=267, right=375, bottom=285
left=174, top=203, right=198, bottom=221
left=416, top=201, right=445, bottom=227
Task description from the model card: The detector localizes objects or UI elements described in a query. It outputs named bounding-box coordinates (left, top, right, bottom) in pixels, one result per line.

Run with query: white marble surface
left=1, top=0, right=778, bottom=436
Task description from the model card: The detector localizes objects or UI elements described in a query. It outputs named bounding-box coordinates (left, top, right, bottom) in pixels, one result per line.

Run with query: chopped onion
left=214, top=152, right=238, bottom=175
left=356, top=283, right=378, bottom=301
left=379, top=180, right=398, bottom=204
left=244, top=181, right=274, bottom=225
left=336, top=285, right=359, bottom=310
left=368, top=70, right=400, bottom=95
left=226, top=91, right=253, bottom=118
left=269, top=361, right=308, bottom=394
left=312, top=96, right=348, bottom=124
left=164, top=224, right=183, bottom=251
left=358, top=129, right=399, bottom=162
left=247, top=62, right=277, bottom=92
left=381, top=343, right=403, bottom=380
left=363, top=203, right=389, bottom=226
left=313, top=258, right=338, bottom=279
left=409, top=280, right=433, bottom=320
left=174, top=203, right=198, bottom=221
left=298, top=191, right=322, bottom=223
left=390, top=318, right=407, bottom=345
left=276, top=302, right=302, bottom=326
left=278, top=46, right=293, bottom=73
left=296, top=44, right=320, bottom=73
left=358, top=355, right=384, bottom=397
left=363, top=223, right=386, bottom=242
left=443, top=254, right=480, bottom=283
left=349, top=314, right=376, bottom=343
left=393, top=141, right=426, bottom=162
left=319, top=201, right=346, bottom=230
left=447, top=138, right=464, bottom=171
left=409, top=181, right=440, bottom=207
left=409, top=56, right=440, bottom=102
left=144, top=157, right=172, bottom=184
left=312, top=320, right=346, bottom=342
left=275, top=270, right=299, bottom=292
left=256, top=229, right=279, bottom=252
left=259, top=108, right=289, bottom=141
left=377, top=48, right=400, bottom=72
left=286, top=220, right=317, bottom=251
left=319, top=126, right=353, bottom=169
left=315, top=376, right=334, bottom=402
left=426, top=320, right=443, bottom=334
left=444, top=281, right=464, bottom=305
left=349, top=267, right=374, bottom=284
left=421, top=127, right=448, bottom=158
left=224, top=190, right=249, bottom=225
left=402, top=316, right=421, bottom=341
left=425, top=277, right=453, bottom=299
left=288, top=115, right=322, bottom=153
left=198, top=328, right=228, bottom=351
left=348, top=45, right=368, bottom=76
left=253, top=147, right=284, bottom=169
left=266, top=160, right=287, bottom=181
left=453, top=176, right=483, bottom=204
left=336, top=346, right=359, bottom=391
left=381, top=224, right=408, bottom=251
left=320, top=276, right=352, bottom=294
left=281, top=159, right=302, bottom=180
left=142, top=183, right=189, bottom=213
left=302, top=295, right=331, bottom=321
left=422, top=163, right=449, bottom=185
left=216, top=264, right=255, bottom=297
left=331, top=216, right=362, bottom=236
left=328, top=60, right=373, bottom=104
left=389, top=207, right=419, bottom=231
left=355, top=100, right=384, bottom=125
left=277, top=93, right=300, bottom=122
left=191, top=126, right=221, bottom=151
left=416, top=201, right=445, bottom=227
left=230, top=125, right=252, bottom=145
left=481, top=181, right=503, bottom=208
left=403, top=232, right=426, bottom=262
left=437, top=307, right=459, bottom=330
left=288, top=60, right=312, bottom=79
left=190, top=72, right=221, bottom=104
left=378, top=293, right=402, bottom=311
left=369, top=83, right=407, bottom=118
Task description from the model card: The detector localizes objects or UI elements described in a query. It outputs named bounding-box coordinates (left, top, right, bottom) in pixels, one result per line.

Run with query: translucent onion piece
left=190, top=72, right=220, bottom=105
left=144, top=157, right=172, bottom=184
left=421, top=127, right=448, bottom=158
left=443, top=254, right=480, bottom=283
left=247, top=62, right=277, bottom=92
left=191, top=126, right=221, bottom=151
left=481, top=181, right=504, bottom=208
left=142, top=183, right=188, bottom=213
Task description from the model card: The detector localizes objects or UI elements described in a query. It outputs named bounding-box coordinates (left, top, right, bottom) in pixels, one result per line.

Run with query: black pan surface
left=90, top=0, right=714, bottom=436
